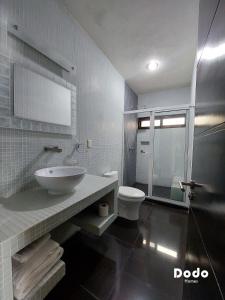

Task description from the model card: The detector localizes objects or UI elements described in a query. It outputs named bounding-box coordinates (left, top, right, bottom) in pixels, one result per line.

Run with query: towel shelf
left=51, top=222, right=81, bottom=245
left=72, top=210, right=117, bottom=236
left=72, top=190, right=117, bottom=236
left=21, top=260, right=65, bottom=300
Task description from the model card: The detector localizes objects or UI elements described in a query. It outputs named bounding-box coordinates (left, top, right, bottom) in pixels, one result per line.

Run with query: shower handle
left=179, top=180, right=203, bottom=192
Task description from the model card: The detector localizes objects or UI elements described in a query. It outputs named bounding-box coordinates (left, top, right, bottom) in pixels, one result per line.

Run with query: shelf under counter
left=72, top=188, right=117, bottom=236
left=0, top=174, right=118, bottom=300
left=23, top=260, right=65, bottom=300
left=72, top=211, right=117, bottom=236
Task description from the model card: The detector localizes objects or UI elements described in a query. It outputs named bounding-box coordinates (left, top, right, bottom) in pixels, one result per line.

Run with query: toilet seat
left=118, top=186, right=145, bottom=202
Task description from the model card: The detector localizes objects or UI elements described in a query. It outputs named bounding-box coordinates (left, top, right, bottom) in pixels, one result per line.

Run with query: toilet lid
left=118, top=186, right=145, bottom=201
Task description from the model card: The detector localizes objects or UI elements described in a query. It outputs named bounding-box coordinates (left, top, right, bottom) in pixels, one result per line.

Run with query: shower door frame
left=123, top=104, right=195, bottom=208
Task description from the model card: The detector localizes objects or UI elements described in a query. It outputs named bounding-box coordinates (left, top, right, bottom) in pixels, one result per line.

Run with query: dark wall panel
left=183, top=212, right=222, bottom=300
left=197, top=0, right=219, bottom=53
left=190, top=0, right=225, bottom=299
left=195, top=0, right=225, bottom=135
left=192, top=127, right=225, bottom=297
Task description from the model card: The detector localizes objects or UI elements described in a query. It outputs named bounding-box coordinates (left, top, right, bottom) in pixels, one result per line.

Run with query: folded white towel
left=13, top=240, right=63, bottom=300
left=13, top=239, right=59, bottom=284
left=13, top=233, right=51, bottom=264
left=14, top=247, right=63, bottom=300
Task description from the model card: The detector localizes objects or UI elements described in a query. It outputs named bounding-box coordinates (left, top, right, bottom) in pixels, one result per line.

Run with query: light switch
left=87, top=139, right=93, bottom=148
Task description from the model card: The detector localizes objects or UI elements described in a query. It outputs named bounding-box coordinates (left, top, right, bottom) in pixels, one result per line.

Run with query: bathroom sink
left=34, top=166, right=86, bottom=195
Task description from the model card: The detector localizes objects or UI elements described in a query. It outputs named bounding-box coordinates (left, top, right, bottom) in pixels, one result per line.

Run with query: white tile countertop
left=0, top=174, right=118, bottom=300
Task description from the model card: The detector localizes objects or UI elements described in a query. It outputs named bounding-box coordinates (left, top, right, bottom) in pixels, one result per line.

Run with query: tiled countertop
left=0, top=174, right=118, bottom=300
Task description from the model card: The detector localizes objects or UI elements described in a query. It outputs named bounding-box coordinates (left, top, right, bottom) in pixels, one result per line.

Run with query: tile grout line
left=104, top=229, right=141, bottom=300
left=104, top=231, right=137, bottom=249
left=79, top=230, right=137, bottom=300
left=103, top=206, right=154, bottom=299
left=80, top=284, right=101, bottom=300
left=68, top=206, right=153, bottom=300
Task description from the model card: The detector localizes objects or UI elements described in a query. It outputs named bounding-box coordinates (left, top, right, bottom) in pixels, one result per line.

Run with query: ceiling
left=63, top=0, right=199, bottom=95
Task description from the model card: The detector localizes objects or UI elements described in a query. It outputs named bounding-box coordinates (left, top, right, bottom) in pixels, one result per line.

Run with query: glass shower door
left=151, top=110, right=188, bottom=204
left=135, top=112, right=151, bottom=195
left=123, top=112, right=150, bottom=195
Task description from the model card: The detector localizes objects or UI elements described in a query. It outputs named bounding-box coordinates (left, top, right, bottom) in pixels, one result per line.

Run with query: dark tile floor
left=46, top=202, right=189, bottom=300
left=133, top=182, right=172, bottom=199
left=152, top=185, right=172, bottom=199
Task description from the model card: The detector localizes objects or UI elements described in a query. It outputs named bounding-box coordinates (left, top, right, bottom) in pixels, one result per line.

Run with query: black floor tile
left=133, top=183, right=172, bottom=199
left=78, top=231, right=132, bottom=269
left=138, top=201, right=152, bottom=222
left=62, top=233, right=106, bottom=284
left=46, top=231, right=131, bottom=300
left=124, top=247, right=184, bottom=299
left=124, top=203, right=188, bottom=299
left=182, top=212, right=223, bottom=300
left=77, top=233, right=132, bottom=299
left=46, top=202, right=190, bottom=300
left=152, top=185, right=172, bottom=199
left=105, top=217, right=140, bottom=246
left=105, top=202, right=152, bottom=246
left=80, top=256, right=117, bottom=300
left=47, top=284, right=97, bottom=300
left=109, top=271, right=175, bottom=300
left=136, top=204, right=188, bottom=255
left=46, top=234, right=107, bottom=300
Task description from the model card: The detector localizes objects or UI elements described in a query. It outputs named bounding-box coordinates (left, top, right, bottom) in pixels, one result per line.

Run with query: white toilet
left=103, top=171, right=145, bottom=221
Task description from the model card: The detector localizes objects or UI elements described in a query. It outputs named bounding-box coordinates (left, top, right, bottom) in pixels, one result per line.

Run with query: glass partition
left=152, top=110, right=188, bottom=202
left=123, top=108, right=189, bottom=206
left=123, top=112, right=150, bottom=195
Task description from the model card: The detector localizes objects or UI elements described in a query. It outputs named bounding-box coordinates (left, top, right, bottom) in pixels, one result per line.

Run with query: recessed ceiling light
left=147, top=60, right=160, bottom=71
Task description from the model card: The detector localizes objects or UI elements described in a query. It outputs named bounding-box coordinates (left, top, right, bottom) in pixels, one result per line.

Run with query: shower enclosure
left=123, top=105, right=194, bottom=207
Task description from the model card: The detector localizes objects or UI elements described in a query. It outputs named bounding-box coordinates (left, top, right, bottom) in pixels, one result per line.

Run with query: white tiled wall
left=0, top=0, right=125, bottom=198
left=138, top=86, right=191, bottom=109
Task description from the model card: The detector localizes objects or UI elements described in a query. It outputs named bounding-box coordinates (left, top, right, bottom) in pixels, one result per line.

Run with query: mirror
left=14, top=64, right=71, bottom=126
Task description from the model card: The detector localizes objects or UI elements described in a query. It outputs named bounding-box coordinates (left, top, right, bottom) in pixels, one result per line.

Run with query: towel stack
left=12, top=234, right=63, bottom=300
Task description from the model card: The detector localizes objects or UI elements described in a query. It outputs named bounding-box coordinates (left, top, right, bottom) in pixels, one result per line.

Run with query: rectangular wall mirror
left=14, top=64, right=71, bottom=126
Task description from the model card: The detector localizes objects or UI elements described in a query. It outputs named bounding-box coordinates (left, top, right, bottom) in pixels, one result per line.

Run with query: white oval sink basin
left=34, top=166, right=86, bottom=195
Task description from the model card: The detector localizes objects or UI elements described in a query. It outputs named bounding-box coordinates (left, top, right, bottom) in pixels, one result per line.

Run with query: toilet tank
left=103, top=171, right=118, bottom=179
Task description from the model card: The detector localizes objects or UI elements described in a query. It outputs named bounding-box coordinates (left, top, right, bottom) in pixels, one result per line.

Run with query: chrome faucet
left=44, top=146, right=62, bottom=153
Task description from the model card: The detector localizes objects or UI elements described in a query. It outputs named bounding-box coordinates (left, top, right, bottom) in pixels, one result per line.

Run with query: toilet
left=103, top=171, right=145, bottom=221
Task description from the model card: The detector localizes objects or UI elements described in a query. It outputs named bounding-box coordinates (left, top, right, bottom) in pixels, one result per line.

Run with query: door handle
left=179, top=180, right=203, bottom=192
